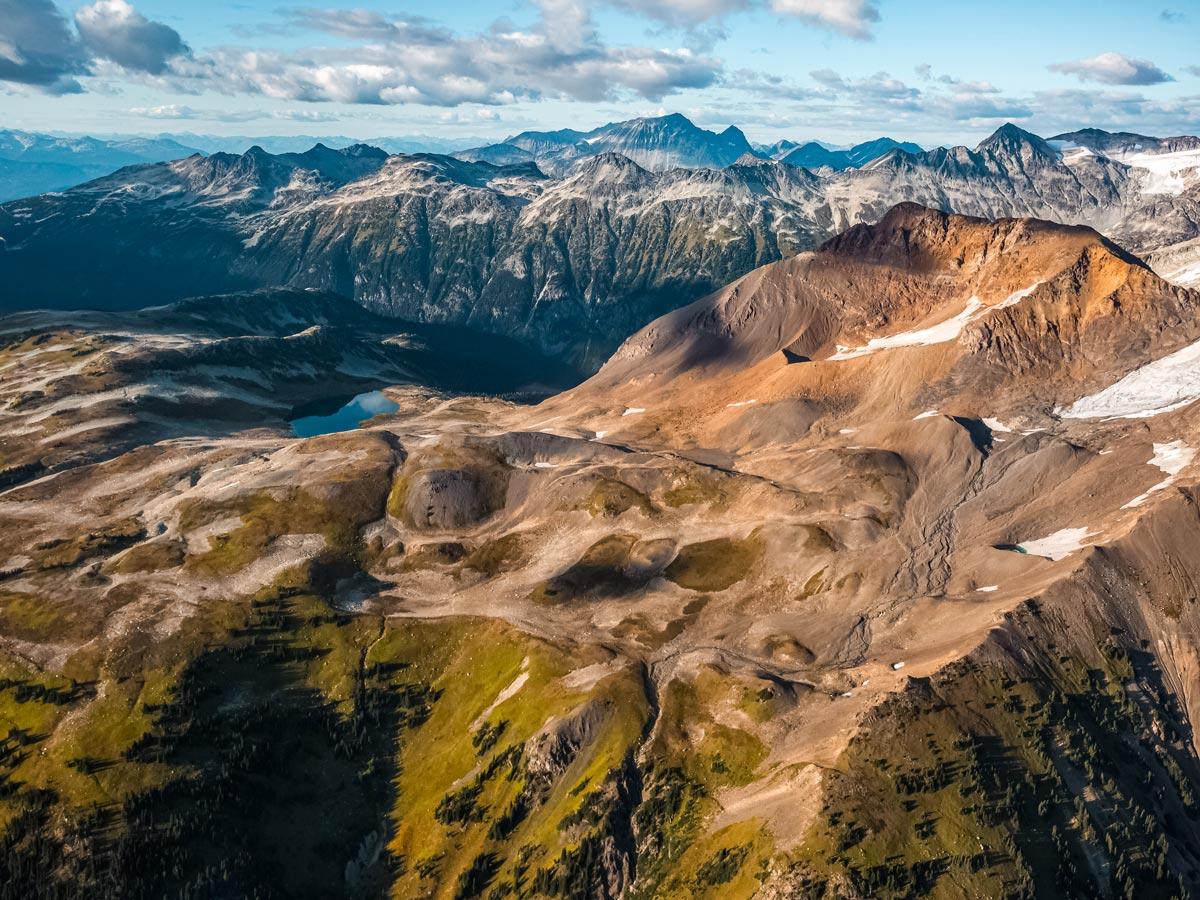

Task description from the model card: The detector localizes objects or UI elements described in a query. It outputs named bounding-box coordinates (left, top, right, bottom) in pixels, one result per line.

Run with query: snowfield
left=1058, top=339, right=1200, bottom=419
left=1122, top=149, right=1200, bottom=196
left=1121, top=440, right=1196, bottom=509
left=829, top=284, right=1043, bottom=361
left=1017, top=527, right=1098, bottom=561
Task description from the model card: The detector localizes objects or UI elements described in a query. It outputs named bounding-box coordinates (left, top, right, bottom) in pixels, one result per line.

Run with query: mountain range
left=3, top=117, right=1198, bottom=370
left=775, top=137, right=924, bottom=170
left=0, top=129, right=205, bottom=203
left=453, top=116, right=922, bottom=175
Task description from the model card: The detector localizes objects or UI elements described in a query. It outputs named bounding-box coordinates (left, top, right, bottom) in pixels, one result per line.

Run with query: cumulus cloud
left=128, top=103, right=198, bottom=119
left=1026, top=89, right=1200, bottom=137
left=284, top=8, right=453, bottom=44
left=769, top=0, right=880, bottom=39
left=0, top=0, right=189, bottom=93
left=1048, top=52, right=1173, bottom=86
left=726, top=68, right=819, bottom=100
left=928, top=81, right=1032, bottom=121
left=0, top=0, right=721, bottom=105
left=182, top=4, right=722, bottom=106
left=607, top=0, right=880, bottom=38
left=810, top=68, right=921, bottom=105
left=609, top=0, right=751, bottom=27
left=0, top=0, right=85, bottom=93
left=75, top=0, right=189, bottom=74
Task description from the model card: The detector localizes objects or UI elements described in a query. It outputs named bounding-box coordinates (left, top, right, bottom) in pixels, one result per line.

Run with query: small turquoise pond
left=289, top=390, right=399, bottom=438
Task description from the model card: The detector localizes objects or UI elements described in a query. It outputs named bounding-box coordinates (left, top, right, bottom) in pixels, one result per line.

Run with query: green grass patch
left=665, top=532, right=764, bottom=592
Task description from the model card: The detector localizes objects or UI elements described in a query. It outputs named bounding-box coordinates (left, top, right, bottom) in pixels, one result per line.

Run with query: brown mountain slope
left=565, top=204, right=1198, bottom=448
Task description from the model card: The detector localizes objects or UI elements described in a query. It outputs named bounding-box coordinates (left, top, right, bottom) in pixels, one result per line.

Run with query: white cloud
left=1048, top=52, right=1173, bottom=86
left=0, top=0, right=189, bottom=94
left=810, top=68, right=921, bottom=105
left=169, top=5, right=722, bottom=107
left=609, top=0, right=751, bottom=27
left=769, top=0, right=880, bottom=39
left=128, top=104, right=340, bottom=123
left=128, top=103, right=197, bottom=118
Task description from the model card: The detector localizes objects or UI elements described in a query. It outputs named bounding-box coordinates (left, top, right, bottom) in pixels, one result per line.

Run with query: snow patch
left=1123, top=148, right=1200, bottom=196
left=726, top=399, right=758, bottom=408
left=829, top=284, right=1042, bottom=361
left=1017, top=527, right=1098, bottom=561
left=1121, top=440, right=1195, bottom=509
left=976, top=585, right=999, bottom=593
left=992, top=281, right=1045, bottom=311
left=982, top=417, right=1012, bottom=433
left=830, top=297, right=984, bottom=360
left=913, top=409, right=939, bottom=420
left=622, top=407, right=645, bottom=416
left=1059, top=338, right=1200, bottom=419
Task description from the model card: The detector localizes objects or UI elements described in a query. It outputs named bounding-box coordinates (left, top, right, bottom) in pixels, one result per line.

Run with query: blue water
left=289, top=390, right=399, bottom=438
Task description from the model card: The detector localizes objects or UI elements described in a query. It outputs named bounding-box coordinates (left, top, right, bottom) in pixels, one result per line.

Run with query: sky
left=0, top=0, right=1197, bottom=147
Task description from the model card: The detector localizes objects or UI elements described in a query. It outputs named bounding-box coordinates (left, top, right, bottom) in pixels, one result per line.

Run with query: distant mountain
left=456, top=113, right=758, bottom=175
left=759, top=138, right=801, bottom=159
left=781, top=136, right=923, bottom=170
left=169, top=133, right=487, bottom=156
left=780, top=141, right=847, bottom=169
left=1049, top=128, right=1200, bottom=158
left=0, top=129, right=203, bottom=202
left=4, top=122, right=1200, bottom=370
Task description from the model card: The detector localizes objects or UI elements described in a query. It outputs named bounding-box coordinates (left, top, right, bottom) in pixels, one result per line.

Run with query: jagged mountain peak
left=730, top=151, right=773, bottom=167
left=482, top=113, right=757, bottom=175
left=567, top=151, right=652, bottom=183
left=976, top=123, right=1058, bottom=158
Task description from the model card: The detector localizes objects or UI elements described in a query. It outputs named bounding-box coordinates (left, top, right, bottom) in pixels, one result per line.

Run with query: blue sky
left=0, top=0, right=1197, bottom=146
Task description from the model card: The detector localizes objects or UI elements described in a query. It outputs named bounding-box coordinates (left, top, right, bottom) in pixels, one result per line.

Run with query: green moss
left=182, top=489, right=360, bottom=576
left=663, top=472, right=731, bottom=510
left=34, top=517, right=145, bottom=571
left=579, top=478, right=655, bottom=518
left=460, top=532, right=530, bottom=578
left=650, top=821, right=773, bottom=900
left=529, top=534, right=640, bottom=605
left=787, top=643, right=1198, bottom=900
left=665, top=533, right=763, bottom=592
left=381, top=618, right=649, bottom=900
left=106, top=539, right=185, bottom=574
left=0, top=593, right=75, bottom=642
